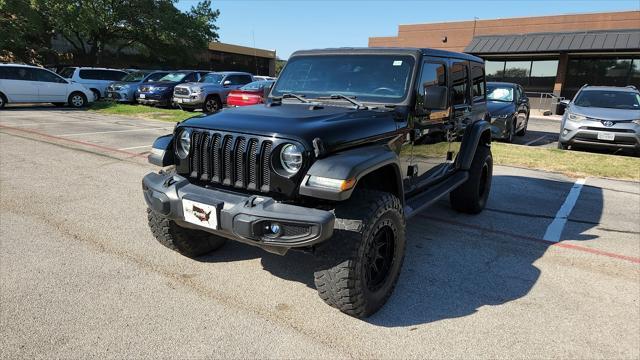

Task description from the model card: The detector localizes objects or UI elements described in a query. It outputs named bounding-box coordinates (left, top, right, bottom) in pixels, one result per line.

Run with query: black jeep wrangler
left=143, top=48, right=492, bottom=318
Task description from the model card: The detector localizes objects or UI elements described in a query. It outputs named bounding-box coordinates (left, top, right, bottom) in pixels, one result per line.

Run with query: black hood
left=487, top=101, right=516, bottom=116
left=178, top=103, right=399, bottom=152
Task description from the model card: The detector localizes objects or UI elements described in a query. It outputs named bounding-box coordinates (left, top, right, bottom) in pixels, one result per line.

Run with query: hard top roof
left=290, top=47, right=484, bottom=63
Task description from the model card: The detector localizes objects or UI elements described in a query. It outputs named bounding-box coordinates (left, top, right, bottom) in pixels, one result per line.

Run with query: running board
left=404, top=171, right=469, bottom=219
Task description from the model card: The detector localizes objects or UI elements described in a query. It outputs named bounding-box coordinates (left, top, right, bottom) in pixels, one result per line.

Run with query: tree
left=275, top=58, right=287, bottom=76
left=2, top=0, right=220, bottom=66
left=0, top=0, right=56, bottom=64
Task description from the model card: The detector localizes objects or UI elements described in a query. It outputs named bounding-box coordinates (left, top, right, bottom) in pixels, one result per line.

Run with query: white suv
left=58, top=67, right=128, bottom=100
left=0, top=64, right=95, bottom=109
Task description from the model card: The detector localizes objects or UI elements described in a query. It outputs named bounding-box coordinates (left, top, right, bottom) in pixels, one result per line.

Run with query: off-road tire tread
left=313, top=190, right=405, bottom=318
left=450, top=145, right=492, bottom=214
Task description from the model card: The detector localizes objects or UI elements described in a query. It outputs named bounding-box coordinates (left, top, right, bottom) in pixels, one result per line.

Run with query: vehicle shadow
left=513, top=129, right=558, bottom=146
left=197, top=175, right=603, bottom=327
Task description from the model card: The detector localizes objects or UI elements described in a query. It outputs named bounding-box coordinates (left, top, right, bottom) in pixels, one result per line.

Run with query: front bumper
left=106, top=90, right=134, bottom=102
left=559, top=118, right=640, bottom=150
left=137, top=95, right=170, bottom=106
left=172, top=94, right=204, bottom=108
left=142, top=172, right=335, bottom=253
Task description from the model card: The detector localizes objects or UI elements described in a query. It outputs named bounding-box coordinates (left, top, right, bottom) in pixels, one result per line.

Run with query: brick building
left=369, top=11, right=640, bottom=98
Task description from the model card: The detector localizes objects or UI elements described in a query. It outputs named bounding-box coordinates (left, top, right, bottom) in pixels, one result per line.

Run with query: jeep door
left=405, top=57, right=452, bottom=193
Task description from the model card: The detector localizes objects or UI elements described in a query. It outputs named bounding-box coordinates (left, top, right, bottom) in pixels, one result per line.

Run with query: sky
left=176, top=0, right=639, bottom=59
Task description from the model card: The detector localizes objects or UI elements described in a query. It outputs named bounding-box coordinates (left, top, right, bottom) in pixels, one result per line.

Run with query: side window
left=182, top=73, right=197, bottom=82
left=416, top=61, right=447, bottom=108
left=105, top=71, right=126, bottom=81
left=79, top=70, right=100, bottom=80
left=239, top=75, right=253, bottom=85
left=0, top=66, right=20, bottom=80
left=33, top=69, right=66, bottom=83
left=471, top=63, right=485, bottom=103
left=451, top=61, right=469, bottom=106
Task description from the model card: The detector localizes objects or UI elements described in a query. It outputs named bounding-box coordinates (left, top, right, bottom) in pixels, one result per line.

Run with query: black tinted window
left=417, top=62, right=446, bottom=103
left=182, top=73, right=198, bottom=82
left=103, top=70, right=127, bottom=81
left=33, top=68, right=66, bottom=83
left=226, top=75, right=252, bottom=85
left=451, top=62, right=469, bottom=105
left=59, top=67, right=76, bottom=78
left=0, top=66, right=34, bottom=80
left=79, top=69, right=126, bottom=80
left=471, top=63, right=485, bottom=102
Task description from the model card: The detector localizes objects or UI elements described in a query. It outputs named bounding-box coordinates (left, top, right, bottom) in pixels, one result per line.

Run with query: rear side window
left=79, top=69, right=126, bottom=80
left=451, top=61, right=469, bottom=105
left=0, top=66, right=34, bottom=80
left=226, top=75, right=254, bottom=85
left=471, top=62, right=485, bottom=103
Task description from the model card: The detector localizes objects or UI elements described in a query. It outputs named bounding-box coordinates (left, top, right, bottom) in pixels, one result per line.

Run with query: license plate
left=597, top=132, right=615, bottom=141
left=182, top=199, right=219, bottom=230
left=139, top=94, right=145, bottom=99
left=176, top=98, right=183, bottom=103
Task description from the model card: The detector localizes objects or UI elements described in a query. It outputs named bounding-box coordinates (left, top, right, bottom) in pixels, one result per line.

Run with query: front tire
left=203, top=95, right=222, bottom=113
left=516, top=112, right=528, bottom=136
left=68, top=92, right=87, bottom=108
left=450, top=144, right=492, bottom=214
left=147, top=208, right=226, bottom=258
left=313, top=190, right=406, bottom=318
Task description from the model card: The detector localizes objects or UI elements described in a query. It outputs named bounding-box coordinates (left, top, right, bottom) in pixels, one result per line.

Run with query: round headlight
left=280, top=144, right=303, bottom=174
left=177, top=129, right=191, bottom=159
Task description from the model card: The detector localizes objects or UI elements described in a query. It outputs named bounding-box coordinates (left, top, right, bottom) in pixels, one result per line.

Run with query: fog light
left=563, top=129, right=569, bottom=135
left=266, top=222, right=282, bottom=237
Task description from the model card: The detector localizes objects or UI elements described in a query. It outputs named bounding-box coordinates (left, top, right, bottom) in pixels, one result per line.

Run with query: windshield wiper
left=317, top=94, right=370, bottom=109
left=280, top=93, right=310, bottom=103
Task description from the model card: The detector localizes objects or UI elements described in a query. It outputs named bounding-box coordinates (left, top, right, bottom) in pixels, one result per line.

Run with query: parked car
left=106, top=71, right=169, bottom=103
left=486, top=82, right=530, bottom=142
left=58, top=67, right=128, bottom=100
left=0, top=63, right=95, bottom=108
left=173, top=71, right=254, bottom=113
left=253, top=75, right=276, bottom=81
left=559, top=85, right=640, bottom=154
left=227, top=80, right=275, bottom=107
left=136, top=71, right=209, bottom=107
left=143, top=47, right=492, bottom=318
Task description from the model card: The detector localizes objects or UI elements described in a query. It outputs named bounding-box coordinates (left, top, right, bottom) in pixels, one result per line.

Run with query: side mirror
left=223, top=80, right=231, bottom=86
left=423, top=85, right=448, bottom=110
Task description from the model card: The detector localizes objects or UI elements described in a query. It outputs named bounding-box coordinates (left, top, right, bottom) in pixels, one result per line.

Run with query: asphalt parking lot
left=1, top=106, right=639, bottom=359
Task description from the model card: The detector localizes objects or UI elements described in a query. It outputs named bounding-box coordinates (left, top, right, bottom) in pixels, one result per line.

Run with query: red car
left=227, top=80, right=275, bottom=107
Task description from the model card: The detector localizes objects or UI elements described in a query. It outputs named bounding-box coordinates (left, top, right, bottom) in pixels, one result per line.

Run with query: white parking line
left=0, top=120, right=103, bottom=127
left=58, top=127, right=169, bottom=137
left=524, top=135, right=548, bottom=146
left=543, top=178, right=586, bottom=242
left=118, top=145, right=152, bottom=150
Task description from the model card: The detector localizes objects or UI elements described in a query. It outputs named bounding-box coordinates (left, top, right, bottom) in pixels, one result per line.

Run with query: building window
left=484, top=59, right=558, bottom=94
left=563, top=57, right=639, bottom=98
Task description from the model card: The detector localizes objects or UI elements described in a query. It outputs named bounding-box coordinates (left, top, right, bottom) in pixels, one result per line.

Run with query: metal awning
left=465, top=29, right=640, bottom=55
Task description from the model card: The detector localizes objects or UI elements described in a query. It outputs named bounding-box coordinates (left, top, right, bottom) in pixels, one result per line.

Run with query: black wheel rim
left=364, top=225, right=395, bottom=292
left=205, top=99, right=218, bottom=112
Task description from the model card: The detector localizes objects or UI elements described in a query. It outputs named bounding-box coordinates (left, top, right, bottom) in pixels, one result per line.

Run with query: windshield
left=199, top=73, right=224, bottom=84
left=144, top=72, right=168, bottom=82
left=240, top=80, right=274, bottom=91
left=59, top=67, right=76, bottom=78
left=574, top=90, right=640, bottom=110
left=487, top=86, right=514, bottom=102
left=272, top=55, right=415, bottom=103
left=121, top=71, right=149, bottom=82
left=157, top=72, right=187, bottom=82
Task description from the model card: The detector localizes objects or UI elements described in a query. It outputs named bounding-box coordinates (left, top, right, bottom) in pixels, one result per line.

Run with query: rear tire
left=450, top=144, right=492, bottom=214
left=147, top=208, right=226, bottom=258
left=505, top=118, right=515, bottom=143
left=68, top=92, right=87, bottom=108
left=313, top=190, right=406, bottom=318
left=90, top=89, right=101, bottom=101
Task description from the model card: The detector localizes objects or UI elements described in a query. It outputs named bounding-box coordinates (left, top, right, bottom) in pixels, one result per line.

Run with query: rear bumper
left=142, top=172, right=335, bottom=252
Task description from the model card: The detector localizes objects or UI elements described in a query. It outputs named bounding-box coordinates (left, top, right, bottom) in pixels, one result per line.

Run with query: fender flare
left=456, top=120, right=492, bottom=170
left=299, top=144, right=404, bottom=203
left=148, top=134, right=175, bottom=167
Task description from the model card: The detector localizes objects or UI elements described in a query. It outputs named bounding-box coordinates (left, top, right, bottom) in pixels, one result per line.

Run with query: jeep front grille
left=188, top=130, right=272, bottom=192
left=174, top=87, right=190, bottom=96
